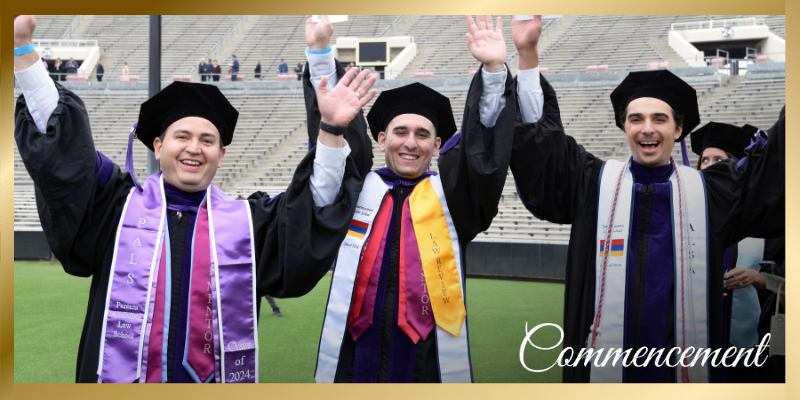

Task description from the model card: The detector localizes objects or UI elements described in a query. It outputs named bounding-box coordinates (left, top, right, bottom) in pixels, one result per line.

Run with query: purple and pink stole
left=97, top=172, right=258, bottom=383
left=315, top=172, right=472, bottom=383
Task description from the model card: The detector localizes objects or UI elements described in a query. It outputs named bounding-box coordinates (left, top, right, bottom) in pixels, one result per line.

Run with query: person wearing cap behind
left=691, top=120, right=786, bottom=383
left=508, top=16, right=785, bottom=383
left=690, top=121, right=764, bottom=383
left=13, top=15, right=372, bottom=383
left=303, top=15, right=517, bottom=383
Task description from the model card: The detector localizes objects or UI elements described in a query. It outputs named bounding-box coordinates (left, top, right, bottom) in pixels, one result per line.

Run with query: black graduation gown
left=303, top=65, right=517, bottom=382
left=509, top=75, right=785, bottom=383
left=14, top=82, right=365, bottom=383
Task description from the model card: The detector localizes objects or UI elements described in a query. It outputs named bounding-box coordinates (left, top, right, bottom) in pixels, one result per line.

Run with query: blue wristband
left=307, top=46, right=332, bottom=55
left=14, top=43, right=35, bottom=56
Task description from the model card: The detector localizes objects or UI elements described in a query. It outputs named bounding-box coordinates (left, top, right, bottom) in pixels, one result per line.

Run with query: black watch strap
left=319, top=120, right=348, bottom=136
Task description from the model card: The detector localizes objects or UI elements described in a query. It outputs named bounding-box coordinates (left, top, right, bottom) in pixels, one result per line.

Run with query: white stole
left=590, top=160, right=709, bottom=383
left=314, top=172, right=472, bottom=383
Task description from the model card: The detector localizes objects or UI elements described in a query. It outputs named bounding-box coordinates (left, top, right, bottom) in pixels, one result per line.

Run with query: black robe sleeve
left=437, top=65, right=516, bottom=243
left=702, top=107, right=785, bottom=249
left=509, top=73, right=604, bottom=224
left=15, top=83, right=134, bottom=278
left=302, top=59, right=373, bottom=179
left=249, top=143, right=364, bottom=299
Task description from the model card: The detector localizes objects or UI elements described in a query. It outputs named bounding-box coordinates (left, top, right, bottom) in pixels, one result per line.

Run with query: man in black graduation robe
left=508, top=16, right=785, bottom=383
left=302, top=15, right=517, bottom=382
left=13, top=15, right=371, bottom=383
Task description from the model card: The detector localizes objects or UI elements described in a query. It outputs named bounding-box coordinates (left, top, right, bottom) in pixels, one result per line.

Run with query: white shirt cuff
left=481, top=66, right=507, bottom=94
left=15, top=55, right=59, bottom=133
left=307, top=48, right=338, bottom=93
left=310, top=139, right=350, bottom=207
left=15, top=56, right=53, bottom=92
left=517, top=66, right=542, bottom=93
left=314, top=138, right=351, bottom=168
left=517, top=66, right=544, bottom=124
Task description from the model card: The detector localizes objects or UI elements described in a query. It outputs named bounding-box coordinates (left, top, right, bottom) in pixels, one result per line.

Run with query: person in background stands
left=66, top=56, right=79, bottom=74
left=51, top=57, right=65, bottom=81
left=96, top=60, right=104, bottom=82
left=199, top=58, right=208, bottom=82
left=212, top=59, right=220, bottom=82
left=121, top=60, right=130, bottom=76
left=278, top=57, right=288, bottom=74
left=230, top=55, right=239, bottom=82
left=254, top=60, right=262, bottom=81
left=295, top=59, right=303, bottom=81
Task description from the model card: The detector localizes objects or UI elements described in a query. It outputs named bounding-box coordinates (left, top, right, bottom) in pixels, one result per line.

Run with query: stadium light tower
left=148, top=15, right=161, bottom=175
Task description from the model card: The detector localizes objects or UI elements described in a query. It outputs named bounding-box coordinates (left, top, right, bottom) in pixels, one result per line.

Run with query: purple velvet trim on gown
left=439, top=132, right=461, bottom=155
left=625, top=160, right=674, bottom=382
left=736, top=134, right=768, bottom=169
left=720, top=247, right=731, bottom=383
left=387, top=271, right=417, bottom=383
left=353, top=218, right=395, bottom=382
left=162, top=182, right=206, bottom=383
left=95, top=151, right=114, bottom=188
left=374, top=167, right=436, bottom=187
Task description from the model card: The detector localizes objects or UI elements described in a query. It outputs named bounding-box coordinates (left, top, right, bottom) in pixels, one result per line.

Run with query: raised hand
left=305, top=15, right=334, bottom=52
left=511, top=15, right=542, bottom=70
left=14, top=15, right=39, bottom=71
left=15, top=15, right=36, bottom=47
left=465, top=15, right=506, bottom=72
left=318, top=67, right=378, bottom=127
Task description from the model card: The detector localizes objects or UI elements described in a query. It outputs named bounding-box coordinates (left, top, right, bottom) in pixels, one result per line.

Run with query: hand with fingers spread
left=464, top=15, right=507, bottom=72
left=317, top=67, right=378, bottom=147
left=512, top=15, right=542, bottom=70
left=306, top=15, right=334, bottom=52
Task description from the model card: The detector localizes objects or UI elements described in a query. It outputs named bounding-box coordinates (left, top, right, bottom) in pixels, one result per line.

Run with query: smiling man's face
left=378, top=113, right=441, bottom=179
left=623, top=97, right=682, bottom=168
left=153, top=116, right=226, bottom=192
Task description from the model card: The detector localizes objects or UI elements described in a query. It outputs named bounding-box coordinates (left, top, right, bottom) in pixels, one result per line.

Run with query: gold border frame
left=2, top=3, right=791, bottom=399
left=356, top=38, right=391, bottom=67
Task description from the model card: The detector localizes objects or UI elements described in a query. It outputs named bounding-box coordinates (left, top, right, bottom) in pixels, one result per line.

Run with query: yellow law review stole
left=409, top=179, right=466, bottom=337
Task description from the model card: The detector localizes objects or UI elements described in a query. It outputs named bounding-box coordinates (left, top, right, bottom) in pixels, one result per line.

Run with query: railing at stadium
left=25, top=52, right=783, bottom=87
left=671, top=17, right=763, bottom=31
left=392, top=52, right=785, bottom=81
left=33, top=38, right=98, bottom=47
left=379, top=15, right=412, bottom=37
left=60, top=15, right=82, bottom=39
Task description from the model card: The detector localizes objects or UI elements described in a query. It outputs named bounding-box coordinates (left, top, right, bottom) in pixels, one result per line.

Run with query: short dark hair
left=620, top=105, right=685, bottom=130
left=159, top=129, right=224, bottom=149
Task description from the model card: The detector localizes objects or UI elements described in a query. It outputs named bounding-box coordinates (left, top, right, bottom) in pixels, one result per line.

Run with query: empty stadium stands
left=16, top=15, right=786, bottom=245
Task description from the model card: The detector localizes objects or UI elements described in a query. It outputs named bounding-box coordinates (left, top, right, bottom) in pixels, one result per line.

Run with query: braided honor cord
left=591, top=160, right=629, bottom=348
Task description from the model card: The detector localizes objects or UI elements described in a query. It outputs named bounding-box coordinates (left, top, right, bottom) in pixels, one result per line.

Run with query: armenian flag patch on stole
left=599, top=239, right=624, bottom=257
left=347, top=219, right=369, bottom=239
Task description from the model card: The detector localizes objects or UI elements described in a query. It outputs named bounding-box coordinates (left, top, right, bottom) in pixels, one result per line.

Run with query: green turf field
left=15, top=261, right=565, bottom=383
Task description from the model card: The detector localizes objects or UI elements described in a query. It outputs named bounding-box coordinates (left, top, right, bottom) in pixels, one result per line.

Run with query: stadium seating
left=55, top=15, right=243, bottom=81
left=763, top=15, right=785, bottom=38
left=32, top=15, right=77, bottom=39
left=15, top=15, right=786, bottom=244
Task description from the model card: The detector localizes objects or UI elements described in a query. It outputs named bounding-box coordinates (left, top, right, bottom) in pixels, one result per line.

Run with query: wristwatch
left=319, top=120, right=348, bottom=136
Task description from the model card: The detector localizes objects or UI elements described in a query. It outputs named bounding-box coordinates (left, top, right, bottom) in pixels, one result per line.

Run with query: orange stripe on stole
left=347, top=194, right=394, bottom=326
